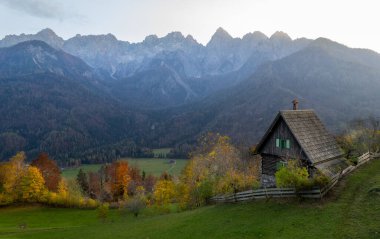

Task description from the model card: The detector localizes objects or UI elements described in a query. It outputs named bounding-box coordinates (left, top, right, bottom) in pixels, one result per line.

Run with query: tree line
left=0, top=133, right=260, bottom=216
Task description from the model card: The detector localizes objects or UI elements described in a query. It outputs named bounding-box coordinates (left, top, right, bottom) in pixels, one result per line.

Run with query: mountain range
left=1, top=28, right=380, bottom=163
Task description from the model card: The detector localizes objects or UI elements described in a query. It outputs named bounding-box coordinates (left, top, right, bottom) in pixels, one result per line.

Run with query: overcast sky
left=0, top=0, right=379, bottom=52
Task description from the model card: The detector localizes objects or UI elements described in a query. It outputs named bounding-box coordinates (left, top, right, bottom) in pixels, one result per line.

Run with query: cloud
left=0, top=0, right=67, bottom=19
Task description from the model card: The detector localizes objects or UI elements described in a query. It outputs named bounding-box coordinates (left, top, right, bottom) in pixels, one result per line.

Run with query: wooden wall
left=259, top=118, right=308, bottom=175
left=261, top=154, right=281, bottom=175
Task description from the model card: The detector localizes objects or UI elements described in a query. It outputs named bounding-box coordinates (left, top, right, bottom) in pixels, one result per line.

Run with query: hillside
left=1, top=32, right=380, bottom=162
left=0, top=41, right=157, bottom=163
left=0, top=158, right=379, bottom=238
left=155, top=38, right=380, bottom=146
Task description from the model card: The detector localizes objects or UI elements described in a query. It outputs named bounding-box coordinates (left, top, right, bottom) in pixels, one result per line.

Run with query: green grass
left=61, top=158, right=188, bottom=179
left=1, top=159, right=380, bottom=238
left=61, top=164, right=102, bottom=179
left=124, top=158, right=188, bottom=176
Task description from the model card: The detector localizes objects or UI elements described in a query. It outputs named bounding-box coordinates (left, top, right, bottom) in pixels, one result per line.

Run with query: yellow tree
left=2, top=152, right=26, bottom=197
left=20, top=166, right=46, bottom=202
left=153, top=177, right=176, bottom=208
left=179, top=133, right=259, bottom=208
left=53, top=179, right=69, bottom=205
left=0, top=163, right=6, bottom=192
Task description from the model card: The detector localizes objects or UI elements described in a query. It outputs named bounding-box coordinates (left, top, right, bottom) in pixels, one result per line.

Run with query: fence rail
left=210, top=151, right=373, bottom=203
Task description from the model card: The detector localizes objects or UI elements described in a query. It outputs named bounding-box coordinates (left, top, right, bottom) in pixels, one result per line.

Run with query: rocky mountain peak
left=164, top=31, right=185, bottom=41
left=270, top=31, right=292, bottom=42
left=185, top=34, right=198, bottom=44
left=207, top=27, right=234, bottom=47
left=0, top=28, right=64, bottom=49
left=143, top=34, right=159, bottom=45
left=214, top=27, right=233, bottom=39
left=242, top=31, right=268, bottom=42
left=36, top=28, right=59, bottom=38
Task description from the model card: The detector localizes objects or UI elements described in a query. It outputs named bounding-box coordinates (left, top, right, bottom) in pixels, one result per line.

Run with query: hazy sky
left=0, top=0, right=379, bottom=52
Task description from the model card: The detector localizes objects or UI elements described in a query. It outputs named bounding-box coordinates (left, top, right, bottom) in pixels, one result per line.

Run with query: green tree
left=76, top=169, right=89, bottom=196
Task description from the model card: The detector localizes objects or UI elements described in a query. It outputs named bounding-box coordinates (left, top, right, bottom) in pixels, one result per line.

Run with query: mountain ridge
left=1, top=30, right=380, bottom=163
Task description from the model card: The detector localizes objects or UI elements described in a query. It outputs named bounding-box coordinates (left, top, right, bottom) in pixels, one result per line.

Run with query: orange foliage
left=107, top=161, right=131, bottom=200
left=31, top=153, right=61, bottom=191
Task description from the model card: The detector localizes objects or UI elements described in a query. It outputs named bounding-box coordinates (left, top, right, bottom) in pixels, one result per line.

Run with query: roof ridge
left=280, top=109, right=314, bottom=112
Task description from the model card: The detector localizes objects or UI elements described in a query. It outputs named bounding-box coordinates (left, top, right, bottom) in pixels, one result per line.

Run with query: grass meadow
left=61, top=158, right=188, bottom=179
left=1, top=159, right=379, bottom=239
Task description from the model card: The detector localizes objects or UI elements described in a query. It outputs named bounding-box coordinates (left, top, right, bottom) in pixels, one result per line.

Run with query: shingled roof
left=257, top=110, right=343, bottom=165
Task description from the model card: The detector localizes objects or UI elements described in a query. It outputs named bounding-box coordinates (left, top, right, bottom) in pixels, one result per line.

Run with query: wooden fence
left=210, top=152, right=374, bottom=203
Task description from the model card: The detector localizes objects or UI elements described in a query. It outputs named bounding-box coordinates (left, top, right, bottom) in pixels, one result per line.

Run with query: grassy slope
left=1, top=159, right=379, bottom=239
left=61, top=158, right=188, bottom=179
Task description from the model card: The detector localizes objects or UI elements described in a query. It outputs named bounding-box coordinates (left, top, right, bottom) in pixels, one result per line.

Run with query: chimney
left=292, top=99, right=299, bottom=110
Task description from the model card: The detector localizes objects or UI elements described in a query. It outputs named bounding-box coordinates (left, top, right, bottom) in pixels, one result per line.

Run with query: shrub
left=97, top=203, right=109, bottom=222
left=275, top=160, right=310, bottom=190
left=87, top=198, right=98, bottom=208
left=126, top=196, right=146, bottom=217
left=312, top=172, right=330, bottom=187
left=349, top=157, right=359, bottom=165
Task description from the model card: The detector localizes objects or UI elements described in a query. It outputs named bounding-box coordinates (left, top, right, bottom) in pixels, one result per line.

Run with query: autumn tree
left=338, top=117, right=380, bottom=159
left=0, top=163, right=7, bottom=193
left=31, top=153, right=61, bottom=191
left=88, top=171, right=101, bottom=199
left=142, top=174, right=156, bottom=193
left=66, top=179, right=85, bottom=207
left=153, top=172, right=176, bottom=209
left=19, top=166, right=46, bottom=202
left=106, top=161, right=130, bottom=200
left=179, top=133, right=259, bottom=208
left=2, top=152, right=26, bottom=197
left=56, top=179, right=68, bottom=204
left=127, top=166, right=142, bottom=196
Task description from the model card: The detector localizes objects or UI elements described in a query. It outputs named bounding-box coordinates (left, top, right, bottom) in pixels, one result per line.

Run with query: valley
left=0, top=1, right=380, bottom=238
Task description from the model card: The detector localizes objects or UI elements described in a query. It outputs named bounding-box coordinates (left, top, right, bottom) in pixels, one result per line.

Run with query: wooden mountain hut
left=256, top=100, right=349, bottom=180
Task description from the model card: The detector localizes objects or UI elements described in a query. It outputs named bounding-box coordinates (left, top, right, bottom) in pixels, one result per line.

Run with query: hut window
left=286, top=140, right=290, bottom=149
left=276, top=138, right=290, bottom=149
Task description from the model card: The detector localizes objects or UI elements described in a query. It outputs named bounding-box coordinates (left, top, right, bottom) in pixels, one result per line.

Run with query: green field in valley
left=61, top=158, right=188, bottom=179
left=1, top=159, right=379, bottom=239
